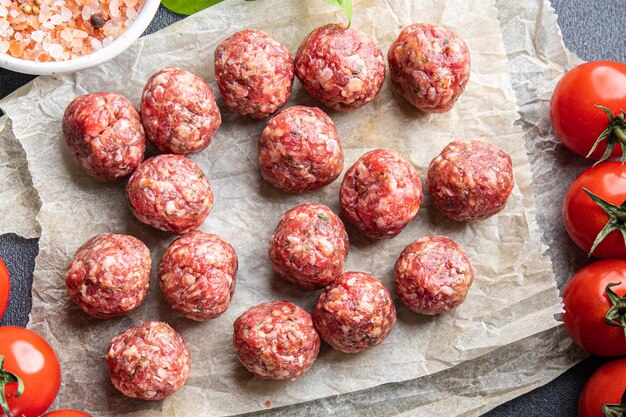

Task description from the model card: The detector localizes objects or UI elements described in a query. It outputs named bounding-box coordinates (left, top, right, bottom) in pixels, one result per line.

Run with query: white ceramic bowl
left=0, top=0, right=161, bottom=75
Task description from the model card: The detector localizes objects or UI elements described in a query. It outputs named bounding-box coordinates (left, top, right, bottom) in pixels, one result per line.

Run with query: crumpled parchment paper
left=0, top=115, right=40, bottom=238
left=0, top=0, right=572, bottom=415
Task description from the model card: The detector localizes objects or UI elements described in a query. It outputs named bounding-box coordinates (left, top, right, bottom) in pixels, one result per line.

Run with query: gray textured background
left=0, top=1, right=624, bottom=415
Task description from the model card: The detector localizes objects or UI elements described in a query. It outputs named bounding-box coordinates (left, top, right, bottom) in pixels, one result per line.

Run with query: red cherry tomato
left=563, top=162, right=626, bottom=258
left=562, top=260, right=626, bottom=357
left=0, top=327, right=61, bottom=417
left=551, top=61, right=626, bottom=162
left=0, top=259, right=9, bottom=320
left=579, top=358, right=626, bottom=417
left=42, top=411, right=93, bottom=417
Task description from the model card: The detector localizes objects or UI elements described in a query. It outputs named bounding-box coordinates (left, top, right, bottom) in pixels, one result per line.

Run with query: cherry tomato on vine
left=563, top=162, right=626, bottom=258
left=562, top=260, right=626, bottom=357
left=551, top=61, right=626, bottom=163
left=0, top=327, right=61, bottom=417
left=0, top=259, right=9, bottom=320
left=579, top=358, right=626, bottom=417
left=42, top=411, right=93, bottom=417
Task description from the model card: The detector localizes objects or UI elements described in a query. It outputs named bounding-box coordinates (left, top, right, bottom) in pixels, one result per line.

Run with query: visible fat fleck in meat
left=259, top=105, right=344, bottom=193
left=65, top=233, right=151, bottom=319
left=62, top=92, right=145, bottom=182
left=313, top=272, right=396, bottom=353
left=269, top=203, right=349, bottom=290
left=388, top=23, right=471, bottom=113
left=141, top=67, right=221, bottom=155
left=233, top=301, right=320, bottom=381
left=295, top=24, right=386, bottom=111
left=106, top=321, right=191, bottom=400
left=340, top=148, right=423, bottom=239
left=214, top=29, right=294, bottom=119
left=159, top=230, right=238, bottom=321
left=394, top=235, right=474, bottom=314
left=126, top=154, right=213, bottom=234
left=426, top=139, right=514, bottom=221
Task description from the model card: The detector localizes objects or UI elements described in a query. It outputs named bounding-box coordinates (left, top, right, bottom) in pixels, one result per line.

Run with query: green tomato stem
left=583, top=188, right=626, bottom=256
left=602, top=388, right=626, bottom=416
left=0, top=355, right=24, bottom=417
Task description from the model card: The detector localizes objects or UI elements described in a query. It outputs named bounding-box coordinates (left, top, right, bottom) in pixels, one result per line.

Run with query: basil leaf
left=161, top=0, right=225, bottom=15
left=323, top=0, right=353, bottom=28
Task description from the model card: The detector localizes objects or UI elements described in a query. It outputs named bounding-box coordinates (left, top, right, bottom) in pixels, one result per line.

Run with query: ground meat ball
left=259, top=106, right=343, bottom=193
left=62, top=92, right=145, bottom=182
left=65, top=233, right=150, bottom=319
left=126, top=154, right=213, bottom=234
left=214, top=29, right=294, bottom=119
left=141, top=67, right=221, bottom=155
left=388, top=23, right=471, bottom=113
left=394, top=235, right=474, bottom=315
left=106, top=321, right=191, bottom=400
left=314, top=272, right=396, bottom=353
left=233, top=301, right=320, bottom=381
left=269, top=203, right=349, bottom=290
left=340, top=148, right=423, bottom=239
left=427, top=139, right=514, bottom=221
left=295, top=24, right=386, bottom=111
left=159, top=231, right=238, bottom=321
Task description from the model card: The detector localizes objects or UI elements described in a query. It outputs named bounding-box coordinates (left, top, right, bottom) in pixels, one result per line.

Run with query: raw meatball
left=313, top=272, right=396, bottom=353
left=214, top=29, right=294, bottom=119
left=295, top=24, right=386, bottom=111
left=106, top=321, right=191, bottom=400
left=233, top=301, right=320, bottom=381
left=65, top=233, right=150, bottom=319
left=159, top=231, right=238, bottom=321
left=126, top=154, right=213, bottom=234
left=141, top=67, right=221, bottom=155
left=259, top=106, right=343, bottom=193
left=62, top=92, right=145, bottom=182
left=269, top=203, right=349, bottom=290
left=340, top=148, right=423, bottom=239
left=394, top=235, right=474, bottom=315
left=427, top=139, right=514, bottom=221
left=388, top=23, right=471, bottom=113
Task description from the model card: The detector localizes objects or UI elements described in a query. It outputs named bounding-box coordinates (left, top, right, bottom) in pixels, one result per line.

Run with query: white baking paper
left=0, top=115, right=40, bottom=238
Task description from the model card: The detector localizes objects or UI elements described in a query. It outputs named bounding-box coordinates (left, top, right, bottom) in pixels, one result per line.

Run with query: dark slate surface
left=0, top=2, right=624, bottom=416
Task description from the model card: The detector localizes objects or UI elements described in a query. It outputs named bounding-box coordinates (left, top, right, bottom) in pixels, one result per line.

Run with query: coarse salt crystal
left=9, top=9, right=18, bottom=18
left=73, top=29, right=88, bottom=39
left=109, top=0, right=120, bottom=18
left=50, top=14, right=63, bottom=25
left=0, top=7, right=7, bottom=18
left=48, top=43, right=63, bottom=59
left=31, top=30, right=44, bottom=43
left=61, top=6, right=72, bottom=22
left=90, top=37, right=102, bottom=50
left=60, top=28, right=73, bottom=42
left=81, top=6, right=92, bottom=21
left=0, top=40, right=8, bottom=54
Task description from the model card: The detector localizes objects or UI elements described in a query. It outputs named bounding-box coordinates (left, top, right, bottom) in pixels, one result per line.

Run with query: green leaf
left=323, top=0, right=353, bottom=28
left=161, top=0, right=225, bottom=15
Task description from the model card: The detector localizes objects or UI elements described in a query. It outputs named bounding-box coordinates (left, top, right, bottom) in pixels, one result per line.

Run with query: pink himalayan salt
left=0, top=0, right=146, bottom=62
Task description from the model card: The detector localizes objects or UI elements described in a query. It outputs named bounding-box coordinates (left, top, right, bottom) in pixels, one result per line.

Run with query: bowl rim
left=0, top=0, right=161, bottom=75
